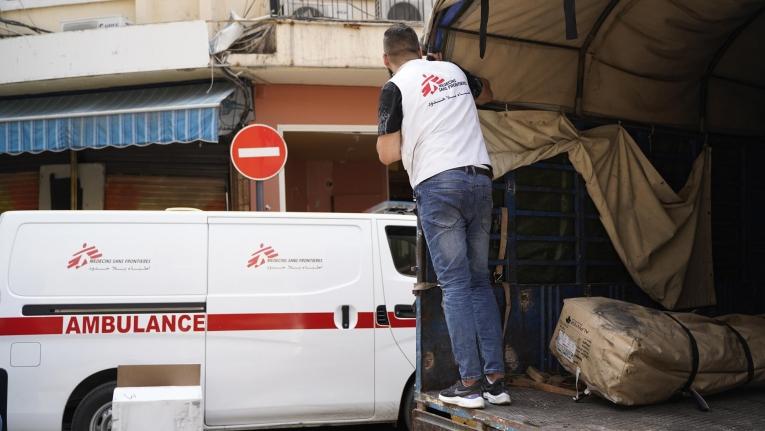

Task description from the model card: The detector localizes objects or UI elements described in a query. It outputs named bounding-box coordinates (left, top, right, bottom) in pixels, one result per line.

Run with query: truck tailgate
left=415, top=387, right=765, bottom=430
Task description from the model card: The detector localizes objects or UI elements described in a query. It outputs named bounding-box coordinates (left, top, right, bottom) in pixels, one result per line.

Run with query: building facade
left=0, top=0, right=432, bottom=213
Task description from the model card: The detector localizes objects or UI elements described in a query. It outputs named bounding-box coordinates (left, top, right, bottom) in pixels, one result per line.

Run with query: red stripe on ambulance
left=208, top=312, right=334, bottom=331
left=358, top=312, right=375, bottom=329
left=0, top=316, right=63, bottom=336
left=388, top=312, right=416, bottom=328
left=207, top=312, right=378, bottom=331
left=1, top=311, right=412, bottom=335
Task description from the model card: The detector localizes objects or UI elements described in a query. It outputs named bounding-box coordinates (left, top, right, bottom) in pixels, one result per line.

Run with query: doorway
left=282, top=129, right=410, bottom=212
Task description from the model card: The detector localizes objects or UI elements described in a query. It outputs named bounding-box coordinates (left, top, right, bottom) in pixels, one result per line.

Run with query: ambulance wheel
left=400, top=380, right=414, bottom=431
left=71, top=381, right=116, bottom=431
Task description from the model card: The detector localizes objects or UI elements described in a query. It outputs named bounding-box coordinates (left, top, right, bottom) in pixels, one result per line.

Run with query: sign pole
left=255, top=180, right=265, bottom=211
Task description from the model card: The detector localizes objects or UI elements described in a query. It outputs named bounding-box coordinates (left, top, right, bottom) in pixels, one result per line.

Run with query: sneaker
left=482, top=376, right=512, bottom=405
left=438, top=380, right=485, bottom=409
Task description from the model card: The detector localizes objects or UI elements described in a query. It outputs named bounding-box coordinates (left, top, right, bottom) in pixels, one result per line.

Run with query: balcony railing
left=269, top=0, right=435, bottom=22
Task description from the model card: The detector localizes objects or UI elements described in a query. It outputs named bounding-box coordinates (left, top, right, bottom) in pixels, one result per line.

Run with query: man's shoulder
left=392, top=59, right=458, bottom=84
left=415, top=60, right=466, bottom=80
left=429, top=59, right=462, bottom=73
left=382, top=80, right=400, bottom=91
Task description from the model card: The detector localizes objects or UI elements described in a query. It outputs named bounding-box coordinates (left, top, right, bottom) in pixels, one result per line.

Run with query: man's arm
left=377, top=132, right=402, bottom=165
left=376, top=81, right=404, bottom=165
left=448, top=58, right=492, bottom=106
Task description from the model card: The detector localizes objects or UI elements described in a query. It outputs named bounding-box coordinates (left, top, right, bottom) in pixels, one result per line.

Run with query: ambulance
left=0, top=210, right=418, bottom=431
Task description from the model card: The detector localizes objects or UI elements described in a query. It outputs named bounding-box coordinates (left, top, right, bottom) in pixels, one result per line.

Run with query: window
left=293, top=6, right=322, bottom=18
left=385, top=225, right=416, bottom=276
left=387, top=3, right=422, bottom=21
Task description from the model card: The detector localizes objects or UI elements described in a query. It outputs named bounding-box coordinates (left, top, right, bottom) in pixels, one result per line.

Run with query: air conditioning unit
left=382, top=1, right=430, bottom=22
left=61, top=16, right=130, bottom=32
left=283, top=1, right=351, bottom=20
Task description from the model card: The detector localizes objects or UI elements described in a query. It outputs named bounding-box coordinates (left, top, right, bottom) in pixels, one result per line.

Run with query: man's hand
left=377, top=132, right=402, bottom=165
left=426, top=52, right=443, bottom=61
left=475, top=78, right=493, bottom=106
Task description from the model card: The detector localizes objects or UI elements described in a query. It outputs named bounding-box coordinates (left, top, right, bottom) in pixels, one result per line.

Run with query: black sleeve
left=378, top=81, right=403, bottom=136
left=458, top=66, right=484, bottom=99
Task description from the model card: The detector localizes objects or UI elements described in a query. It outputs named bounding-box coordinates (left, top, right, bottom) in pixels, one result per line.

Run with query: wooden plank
left=508, top=376, right=577, bottom=398
left=525, top=366, right=549, bottom=383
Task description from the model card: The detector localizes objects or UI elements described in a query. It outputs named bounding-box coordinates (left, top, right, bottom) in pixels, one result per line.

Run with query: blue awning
left=0, top=83, right=237, bottom=155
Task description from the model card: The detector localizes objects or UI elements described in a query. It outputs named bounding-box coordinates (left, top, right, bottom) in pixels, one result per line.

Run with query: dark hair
left=383, top=23, right=420, bottom=58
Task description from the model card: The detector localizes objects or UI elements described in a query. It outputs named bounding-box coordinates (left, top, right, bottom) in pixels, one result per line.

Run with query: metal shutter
left=105, top=175, right=226, bottom=211
left=0, top=172, right=39, bottom=212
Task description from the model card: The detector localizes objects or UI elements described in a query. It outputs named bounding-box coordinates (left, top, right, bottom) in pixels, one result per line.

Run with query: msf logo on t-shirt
left=421, top=74, right=445, bottom=97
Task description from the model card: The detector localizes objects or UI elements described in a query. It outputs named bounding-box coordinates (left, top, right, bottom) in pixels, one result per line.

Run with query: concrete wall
left=1, top=0, right=136, bottom=33
left=137, top=0, right=268, bottom=26
left=0, top=20, right=210, bottom=86
left=229, top=18, right=424, bottom=88
left=1, top=1, right=420, bottom=91
left=0, top=0, right=269, bottom=33
left=231, top=19, right=392, bottom=69
left=135, top=0, right=198, bottom=23
left=201, top=0, right=268, bottom=21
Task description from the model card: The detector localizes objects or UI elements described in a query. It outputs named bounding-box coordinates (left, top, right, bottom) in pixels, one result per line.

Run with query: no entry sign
left=230, top=124, right=288, bottom=181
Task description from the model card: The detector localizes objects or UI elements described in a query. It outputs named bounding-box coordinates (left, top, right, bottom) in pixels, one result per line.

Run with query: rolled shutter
left=0, top=172, right=39, bottom=213
left=105, top=175, right=226, bottom=211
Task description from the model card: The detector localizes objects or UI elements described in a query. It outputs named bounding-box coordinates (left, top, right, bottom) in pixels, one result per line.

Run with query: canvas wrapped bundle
left=549, top=297, right=765, bottom=406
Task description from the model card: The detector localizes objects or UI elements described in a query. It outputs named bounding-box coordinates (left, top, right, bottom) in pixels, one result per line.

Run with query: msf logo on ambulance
left=421, top=74, right=445, bottom=97
left=67, top=243, right=103, bottom=269
left=247, top=243, right=279, bottom=268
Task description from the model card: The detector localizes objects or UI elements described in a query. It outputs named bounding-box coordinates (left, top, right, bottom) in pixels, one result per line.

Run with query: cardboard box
left=112, top=364, right=202, bottom=431
left=117, top=364, right=200, bottom=387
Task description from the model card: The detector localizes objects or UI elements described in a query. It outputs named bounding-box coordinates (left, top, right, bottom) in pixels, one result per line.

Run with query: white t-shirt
left=383, top=59, right=491, bottom=188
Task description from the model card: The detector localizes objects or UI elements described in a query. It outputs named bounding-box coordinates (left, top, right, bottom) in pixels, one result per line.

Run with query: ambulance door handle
left=394, top=304, right=415, bottom=319
left=341, top=305, right=350, bottom=329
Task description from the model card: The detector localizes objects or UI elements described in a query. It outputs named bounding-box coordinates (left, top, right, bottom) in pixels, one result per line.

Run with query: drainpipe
left=70, top=150, right=78, bottom=210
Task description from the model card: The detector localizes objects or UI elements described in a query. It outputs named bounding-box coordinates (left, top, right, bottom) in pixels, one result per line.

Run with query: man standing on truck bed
left=376, top=23, right=510, bottom=409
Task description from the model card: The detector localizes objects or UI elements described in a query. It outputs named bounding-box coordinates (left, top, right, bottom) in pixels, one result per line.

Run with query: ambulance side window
left=385, top=225, right=416, bottom=276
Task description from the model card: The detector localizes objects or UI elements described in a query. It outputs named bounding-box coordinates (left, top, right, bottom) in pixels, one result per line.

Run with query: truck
left=0, top=210, right=417, bottom=431
left=412, top=1, right=765, bottom=430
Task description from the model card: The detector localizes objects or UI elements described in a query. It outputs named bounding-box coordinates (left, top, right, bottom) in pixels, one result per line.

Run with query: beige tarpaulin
left=480, top=110, right=713, bottom=310
left=550, top=297, right=765, bottom=405
left=425, top=0, right=765, bottom=136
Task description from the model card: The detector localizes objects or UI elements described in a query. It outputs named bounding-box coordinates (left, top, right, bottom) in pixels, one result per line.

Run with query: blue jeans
left=415, top=168, right=504, bottom=381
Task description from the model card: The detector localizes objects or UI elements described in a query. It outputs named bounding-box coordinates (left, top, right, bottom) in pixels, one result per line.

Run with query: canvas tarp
left=426, top=0, right=765, bottom=136
left=480, top=110, right=713, bottom=309
left=550, top=297, right=765, bottom=405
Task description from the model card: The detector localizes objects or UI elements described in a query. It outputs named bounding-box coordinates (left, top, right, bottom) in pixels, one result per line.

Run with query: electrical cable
left=243, top=0, right=256, bottom=18
left=0, top=22, right=29, bottom=37
left=226, top=22, right=274, bottom=53
left=211, top=53, right=254, bottom=131
left=0, top=17, right=51, bottom=33
left=17, top=0, right=40, bottom=29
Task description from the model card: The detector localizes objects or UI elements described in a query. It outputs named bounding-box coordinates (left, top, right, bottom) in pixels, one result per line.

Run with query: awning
left=0, top=83, right=237, bottom=155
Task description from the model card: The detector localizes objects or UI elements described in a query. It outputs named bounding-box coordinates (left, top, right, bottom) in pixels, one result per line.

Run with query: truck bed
left=415, top=387, right=765, bottom=430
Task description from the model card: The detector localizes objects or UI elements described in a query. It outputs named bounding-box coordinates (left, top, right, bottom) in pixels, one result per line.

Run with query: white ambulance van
left=0, top=210, right=417, bottom=431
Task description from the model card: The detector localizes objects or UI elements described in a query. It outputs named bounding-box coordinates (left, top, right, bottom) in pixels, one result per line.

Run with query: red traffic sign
left=230, top=124, right=288, bottom=181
